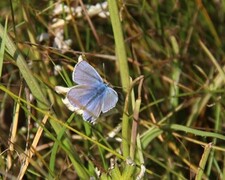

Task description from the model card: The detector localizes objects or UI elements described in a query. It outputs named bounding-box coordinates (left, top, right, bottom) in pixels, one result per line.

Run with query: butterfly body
left=66, top=57, right=118, bottom=123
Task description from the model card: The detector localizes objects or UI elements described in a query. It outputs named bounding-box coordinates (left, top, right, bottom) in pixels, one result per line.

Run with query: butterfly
left=66, top=56, right=118, bottom=123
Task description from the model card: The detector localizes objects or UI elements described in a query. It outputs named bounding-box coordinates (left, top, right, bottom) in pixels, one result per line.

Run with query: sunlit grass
left=0, top=1, right=225, bottom=179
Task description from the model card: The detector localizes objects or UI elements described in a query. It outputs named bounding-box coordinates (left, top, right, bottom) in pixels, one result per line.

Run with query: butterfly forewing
left=73, top=61, right=103, bottom=86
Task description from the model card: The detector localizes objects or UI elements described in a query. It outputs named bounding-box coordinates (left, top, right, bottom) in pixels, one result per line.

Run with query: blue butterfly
left=66, top=56, right=118, bottom=123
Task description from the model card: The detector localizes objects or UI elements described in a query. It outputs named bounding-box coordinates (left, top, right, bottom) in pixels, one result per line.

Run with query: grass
left=0, top=0, right=225, bottom=179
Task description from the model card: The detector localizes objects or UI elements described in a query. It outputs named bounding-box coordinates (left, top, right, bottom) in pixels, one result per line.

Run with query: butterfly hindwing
left=67, top=83, right=108, bottom=123
left=67, top=85, right=96, bottom=110
left=102, top=87, right=118, bottom=113
left=82, top=92, right=105, bottom=123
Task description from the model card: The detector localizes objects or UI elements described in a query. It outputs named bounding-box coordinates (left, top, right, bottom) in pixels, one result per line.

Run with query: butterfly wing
left=67, top=85, right=95, bottom=110
left=102, top=87, right=118, bottom=113
left=67, top=84, right=106, bottom=123
left=82, top=94, right=104, bottom=123
left=73, top=60, right=103, bottom=86
left=68, top=59, right=118, bottom=123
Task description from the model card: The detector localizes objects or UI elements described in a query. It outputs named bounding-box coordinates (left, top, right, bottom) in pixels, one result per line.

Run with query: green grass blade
left=0, top=23, right=90, bottom=179
left=0, top=23, right=48, bottom=107
left=195, top=143, right=212, bottom=180
left=107, top=0, right=130, bottom=92
left=0, top=18, right=7, bottom=78
left=167, top=124, right=225, bottom=141
left=107, top=0, right=130, bottom=158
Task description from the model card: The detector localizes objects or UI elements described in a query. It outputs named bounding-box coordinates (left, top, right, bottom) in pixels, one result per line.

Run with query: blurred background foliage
left=0, top=0, right=225, bottom=179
